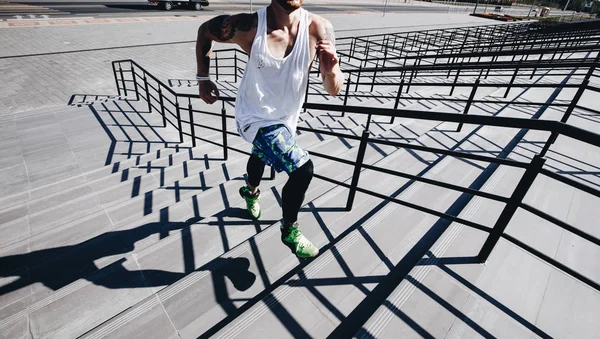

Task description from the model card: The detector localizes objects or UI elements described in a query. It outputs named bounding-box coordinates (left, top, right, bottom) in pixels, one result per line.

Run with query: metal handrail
left=111, top=34, right=600, bottom=297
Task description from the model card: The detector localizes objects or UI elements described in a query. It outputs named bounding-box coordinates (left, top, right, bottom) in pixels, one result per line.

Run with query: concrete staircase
left=1, top=36, right=600, bottom=339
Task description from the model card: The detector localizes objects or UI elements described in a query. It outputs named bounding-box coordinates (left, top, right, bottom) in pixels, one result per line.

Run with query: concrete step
left=207, top=69, right=583, bottom=337
left=0, top=100, right=189, bottom=212
left=76, top=93, right=478, bottom=338
left=0, top=77, right=463, bottom=338
left=0, top=120, right=375, bottom=339
left=74, top=118, right=413, bottom=338
left=0, top=99, right=389, bottom=269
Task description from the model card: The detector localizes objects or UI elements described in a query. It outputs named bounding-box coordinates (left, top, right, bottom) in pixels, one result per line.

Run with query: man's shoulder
left=307, top=12, right=333, bottom=34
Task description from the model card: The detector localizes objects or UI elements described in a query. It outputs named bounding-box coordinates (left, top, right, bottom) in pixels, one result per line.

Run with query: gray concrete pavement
left=0, top=10, right=491, bottom=115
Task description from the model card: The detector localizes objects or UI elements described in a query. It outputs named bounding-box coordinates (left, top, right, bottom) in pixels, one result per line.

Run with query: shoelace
left=286, top=228, right=303, bottom=243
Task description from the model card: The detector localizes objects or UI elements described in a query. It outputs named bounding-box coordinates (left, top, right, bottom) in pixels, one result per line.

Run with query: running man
left=195, top=0, right=344, bottom=258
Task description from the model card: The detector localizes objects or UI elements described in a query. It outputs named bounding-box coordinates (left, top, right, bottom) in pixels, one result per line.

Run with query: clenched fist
left=316, top=40, right=339, bottom=75
left=198, top=80, right=220, bottom=104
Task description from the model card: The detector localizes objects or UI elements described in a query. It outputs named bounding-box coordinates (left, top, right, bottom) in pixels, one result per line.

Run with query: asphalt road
left=1, top=1, right=449, bottom=19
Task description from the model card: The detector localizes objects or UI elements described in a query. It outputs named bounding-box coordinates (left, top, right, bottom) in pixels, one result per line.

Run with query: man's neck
left=267, top=3, right=301, bottom=31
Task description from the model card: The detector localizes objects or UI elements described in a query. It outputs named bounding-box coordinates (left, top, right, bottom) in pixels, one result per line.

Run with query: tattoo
left=208, top=14, right=257, bottom=42
left=324, top=22, right=336, bottom=45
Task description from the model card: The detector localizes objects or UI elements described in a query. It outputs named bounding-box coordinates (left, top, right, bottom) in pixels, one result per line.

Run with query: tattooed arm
left=314, top=18, right=344, bottom=96
left=196, top=13, right=257, bottom=104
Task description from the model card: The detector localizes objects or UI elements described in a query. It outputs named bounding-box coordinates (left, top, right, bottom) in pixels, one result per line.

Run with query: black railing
left=111, top=54, right=600, bottom=298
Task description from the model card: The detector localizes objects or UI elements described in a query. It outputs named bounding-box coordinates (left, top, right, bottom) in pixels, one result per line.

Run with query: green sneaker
left=239, top=186, right=261, bottom=219
left=281, top=223, right=319, bottom=258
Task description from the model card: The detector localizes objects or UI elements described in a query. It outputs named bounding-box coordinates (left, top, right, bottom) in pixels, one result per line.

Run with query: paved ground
left=0, top=5, right=491, bottom=115
left=0, top=0, right=445, bottom=20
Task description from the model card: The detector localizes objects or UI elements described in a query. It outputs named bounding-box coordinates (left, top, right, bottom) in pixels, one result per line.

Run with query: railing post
left=119, top=64, right=127, bottom=97
left=143, top=74, right=151, bottom=113
left=221, top=101, right=228, bottom=160
left=342, top=72, right=352, bottom=117
left=504, top=63, right=520, bottom=99
left=406, top=69, right=415, bottom=93
left=457, top=79, right=479, bottom=132
left=450, top=69, right=461, bottom=96
left=346, top=130, right=370, bottom=211
left=531, top=53, right=544, bottom=80
left=539, top=132, right=557, bottom=158
left=355, top=59, right=364, bottom=92
left=234, top=50, right=238, bottom=83
left=371, top=63, right=378, bottom=92
left=391, top=79, right=405, bottom=124
left=158, top=86, right=166, bottom=128
left=188, top=97, right=196, bottom=147
left=560, top=79, right=588, bottom=124
left=112, top=62, right=121, bottom=97
left=303, top=75, right=310, bottom=113
left=175, top=98, right=183, bottom=143
left=477, top=154, right=546, bottom=262
left=215, top=52, right=219, bottom=81
left=132, top=64, right=140, bottom=101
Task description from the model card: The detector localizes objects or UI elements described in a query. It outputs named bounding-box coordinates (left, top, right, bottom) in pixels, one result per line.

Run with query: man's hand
left=316, top=40, right=339, bottom=76
left=198, top=80, right=220, bottom=104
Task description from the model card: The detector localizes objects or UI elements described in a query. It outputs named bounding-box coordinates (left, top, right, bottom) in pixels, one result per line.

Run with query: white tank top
left=235, top=7, right=311, bottom=143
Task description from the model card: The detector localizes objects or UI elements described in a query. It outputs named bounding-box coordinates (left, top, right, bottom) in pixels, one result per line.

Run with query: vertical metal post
left=406, top=69, right=415, bottom=93
left=234, top=50, right=238, bottom=83
left=221, top=102, right=228, bottom=160
left=477, top=155, right=546, bottom=262
left=391, top=79, right=405, bottom=124
left=539, top=132, right=557, bottom=158
left=346, top=130, right=370, bottom=211
left=158, top=87, right=166, bottom=128
left=119, top=64, right=127, bottom=97
left=355, top=59, right=364, bottom=92
left=450, top=69, right=461, bottom=96
left=504, top=64, right=519, bottom=98
left=175, top=98, right=183, bottom=143
left=132, top=65, right=140, bottom=101
left=457, top=80, right=479, bottom=132
left=371, top=61, right=379, bottom=92
left=188, top=97, right=196, bottom=147
left=303, top=75, right=310, bottom=113
left=143, top=74, right=151, bottom=113
left=112, top=62, right=121, bottom=97
left=560, top=79, right=588, bottom=124
left=342, top=72, right=352, bottom=117
left=215, top=53, right=219, bottom=81
left=531, top=53, right=543, bottom=80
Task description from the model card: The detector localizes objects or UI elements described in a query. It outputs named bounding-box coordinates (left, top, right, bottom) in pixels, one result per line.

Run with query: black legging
left=247, top=154, right=314, bottom=224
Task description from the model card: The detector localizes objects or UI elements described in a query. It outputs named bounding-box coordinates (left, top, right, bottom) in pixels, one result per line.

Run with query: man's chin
left=276, top=0, right=303, bottom=11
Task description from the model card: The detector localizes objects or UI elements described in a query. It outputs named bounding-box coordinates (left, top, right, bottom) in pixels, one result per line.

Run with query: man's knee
left=290, top=159, right=313, bottom=183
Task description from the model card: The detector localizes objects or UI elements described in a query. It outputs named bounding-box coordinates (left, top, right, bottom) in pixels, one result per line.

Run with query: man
left=195, top=0, right=344, bottom=258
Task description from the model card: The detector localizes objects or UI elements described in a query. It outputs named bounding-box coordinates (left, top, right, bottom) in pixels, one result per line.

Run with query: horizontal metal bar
left=349, top=59, right=599, bottom=74
left=365, top=137, right=529, bottom=168
left=360, top=162, right=510, bottom=203
left=309, top=151, right=357, bottom=167
left=540, top=168, right=600, bottom=199
left=353, top=185, right=491, bottom=233
left=190, top=122, right=226, bottom=134
left=191, top=135, right=251, bottom=156
left=296, top=126, right=362, bottom=142
left=521, top=203, right=600, bottom=248
left=575, top=104, right=600, bottom=115
left=313, top=173, right=351, bottom=188
left=502, top=234, right=600, bottom=293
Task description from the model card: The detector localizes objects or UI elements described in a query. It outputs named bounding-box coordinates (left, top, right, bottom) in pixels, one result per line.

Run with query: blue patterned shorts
left=251, top=124, right=310, bottom=174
